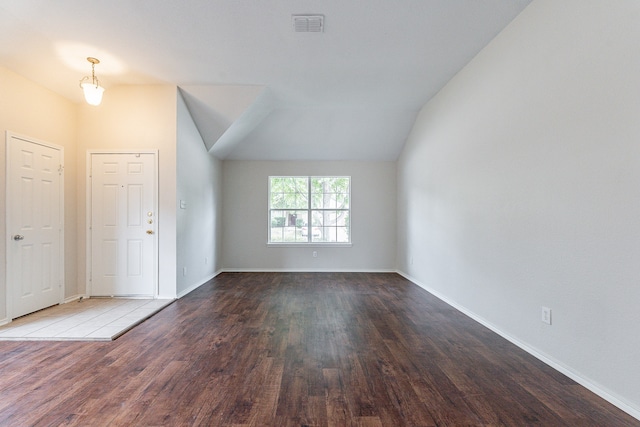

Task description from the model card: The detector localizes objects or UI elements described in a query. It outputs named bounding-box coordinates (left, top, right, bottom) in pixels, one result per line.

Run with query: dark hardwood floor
left=0, top=272, right=637, bottom=426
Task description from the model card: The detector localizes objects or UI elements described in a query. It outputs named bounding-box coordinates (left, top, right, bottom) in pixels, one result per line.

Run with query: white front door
left=90, top=152, right=157, bottom=296
left=6, top=133, right=63, bottom=319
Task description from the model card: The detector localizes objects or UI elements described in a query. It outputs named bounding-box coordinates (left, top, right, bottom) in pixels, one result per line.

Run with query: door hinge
left=58, top=164, right=64, bottom=175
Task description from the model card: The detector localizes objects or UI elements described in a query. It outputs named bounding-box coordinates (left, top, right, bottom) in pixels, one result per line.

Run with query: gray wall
left=397, top=0, right=640, bottom=416
left=222, top=160, right=396, bottom=271
left=176, top=92, right=223, bottom=296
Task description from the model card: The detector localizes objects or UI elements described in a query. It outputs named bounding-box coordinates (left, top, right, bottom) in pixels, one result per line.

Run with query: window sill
left=267, top=242, right=352, bottom=248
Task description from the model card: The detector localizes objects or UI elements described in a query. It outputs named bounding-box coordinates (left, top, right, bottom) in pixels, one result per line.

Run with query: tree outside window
left=269, top=176, right=350, bottom=244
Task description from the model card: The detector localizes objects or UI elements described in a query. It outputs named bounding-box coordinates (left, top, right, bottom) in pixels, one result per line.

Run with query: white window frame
left=268, top=176, right=351, bottom=246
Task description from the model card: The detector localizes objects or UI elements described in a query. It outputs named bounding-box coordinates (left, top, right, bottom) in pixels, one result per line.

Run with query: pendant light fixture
left=79, top=57, right=104, bottom=106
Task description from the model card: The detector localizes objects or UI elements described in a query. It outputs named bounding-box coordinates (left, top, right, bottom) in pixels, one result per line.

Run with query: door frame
left=86, top=150, right=159, bottom=298
left=5, top=131, right=65, bottom=321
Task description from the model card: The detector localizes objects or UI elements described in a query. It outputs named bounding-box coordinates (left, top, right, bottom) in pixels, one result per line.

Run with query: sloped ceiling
left=178, top=85, right=273, bottom=157
left=0, top=0, right=531, bottom=160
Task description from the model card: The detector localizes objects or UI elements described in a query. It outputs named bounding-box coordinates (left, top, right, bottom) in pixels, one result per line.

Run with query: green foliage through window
left=269, top=176, right=350, bottom=243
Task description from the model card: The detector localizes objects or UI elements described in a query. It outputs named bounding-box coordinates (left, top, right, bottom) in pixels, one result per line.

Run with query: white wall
left=77, top=85, right=178, bottom=298
left=0, top=66, right=78, bottom=321
left=176, top=91, right=223, bottom=296
left=397, top=0, right=640, bottom=416
left=223, top=160, right=396, bottom=271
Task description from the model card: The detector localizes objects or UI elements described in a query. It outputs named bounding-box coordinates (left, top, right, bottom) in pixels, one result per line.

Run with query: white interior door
left=7, top=133, right=63, bottom=319
left=90, top=152, right=157, bottom=296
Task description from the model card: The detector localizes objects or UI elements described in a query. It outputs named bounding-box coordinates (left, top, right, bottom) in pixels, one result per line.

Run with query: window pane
left=282, top=226, right=297, bottom=242
left=327, top=194, right=337, bottom=209
left=295, top=177, right=308, bottom=193
left=311, top=177, right=349, bottom=210
left=311, top=192, right=322, bottom=209
left=270, top=192, right=283, bottom=209
left=270, top=176, right=349, bottom=244
left=270, top=209, right=311, bottom=242
left=326, top=211, right=338, bottom=224
left=312, top=210, right=323, bottom=227
left=295, top=192, right=308, bottom=209
left=270, top=227, right=283, bottom=242
left=270, top=211, right=285, bottom=227
left=270, top=177, right=285, bottom=193
left=336, top=226, right=349, bottom=243
left=311, top=177, right=324, bottom=193
left=303, top=225, right=321, bottom=240
left=293, top=210, right=309, bottom=242
left=335, top=210, right=348, bottom=226
left=269, top=211, right=283, bottom=242
left=310, top=178, right=322, bottom=209
left=270, top=177, right=307, bottom=210
left=322, top=227, right=337, bottom=242
left=336, top=192, right=349, bottom=209
left=337, top=177, right=349, bottom=192
left=294, top=211, right=307, bottom=227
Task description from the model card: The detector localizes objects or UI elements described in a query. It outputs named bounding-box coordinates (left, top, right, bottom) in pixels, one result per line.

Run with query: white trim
left=176, top=270, right=223, bottom=299
left=5, top=131, right=65, bottom=321
left=0, top=317, right=9, bottom=327
left=221, top=268, right=396, bottom=273
left=396, top=270, right=640, bottom=422
left=267, top=243, right=353, bottom=248
left=64, top=294, right=86, bottom=304
left=86, top=150, right=159, bottom=298
left=86, top=149, right=161, bottom=155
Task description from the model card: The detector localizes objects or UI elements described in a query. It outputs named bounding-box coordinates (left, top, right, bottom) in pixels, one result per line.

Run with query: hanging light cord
left=80, top=57, right=100, bottom=88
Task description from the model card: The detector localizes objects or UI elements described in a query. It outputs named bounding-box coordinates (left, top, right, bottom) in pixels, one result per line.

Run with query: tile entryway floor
left=0, top=298, right=174, bottom=341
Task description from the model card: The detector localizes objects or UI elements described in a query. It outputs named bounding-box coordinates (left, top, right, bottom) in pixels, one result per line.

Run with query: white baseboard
left=0, top=317, right=9, bottom=326
left=220, top=268, right=396, bottom=273
left=64, top=294, right=86, bottom=304
left=396, top=270, right=640, bottom=421
left=176, top=270, right=223, bottom=299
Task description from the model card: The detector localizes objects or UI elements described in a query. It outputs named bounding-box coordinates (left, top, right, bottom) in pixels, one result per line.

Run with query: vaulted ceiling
left=0, top=0, right=531, bottom=160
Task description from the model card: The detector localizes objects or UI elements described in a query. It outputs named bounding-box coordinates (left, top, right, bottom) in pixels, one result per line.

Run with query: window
left=269, top=176, right=350, bottom=244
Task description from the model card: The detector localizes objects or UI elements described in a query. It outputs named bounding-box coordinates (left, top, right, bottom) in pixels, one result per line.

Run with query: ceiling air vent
left=292, top=15, right=324, bottom=33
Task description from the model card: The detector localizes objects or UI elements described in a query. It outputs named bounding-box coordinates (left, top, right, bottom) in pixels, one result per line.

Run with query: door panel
left=7, top=134, right=63, bottom=318
left=90, top=153, right=156, bottom=296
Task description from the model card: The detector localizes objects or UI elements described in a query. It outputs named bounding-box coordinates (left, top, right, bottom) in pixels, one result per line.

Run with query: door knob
left=13, top=235, right=24, bottom=241
left=146, top=230, right=154, bottom=235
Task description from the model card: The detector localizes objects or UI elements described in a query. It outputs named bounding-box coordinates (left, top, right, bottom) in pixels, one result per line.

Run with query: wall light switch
left=180, top=200, right=187, bottom=209
left=541, top=306, right=552, bottom=325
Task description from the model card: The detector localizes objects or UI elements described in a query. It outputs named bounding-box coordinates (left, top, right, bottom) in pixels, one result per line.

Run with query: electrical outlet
left=183, top=267, right=187, bottom=276
left=541, top=306, right=552, bottom=325
left=313, top=251, right=318, bottom=258
left=204, top=257, right=208, bottom=265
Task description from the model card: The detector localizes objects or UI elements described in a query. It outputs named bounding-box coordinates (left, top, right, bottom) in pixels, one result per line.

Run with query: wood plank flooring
left=0, top=272, right=637, bottom=426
